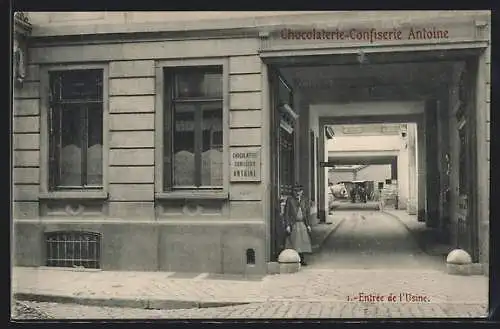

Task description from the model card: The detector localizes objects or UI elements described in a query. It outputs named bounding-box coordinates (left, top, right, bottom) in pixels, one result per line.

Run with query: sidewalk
left=382, top=210, right=455, bottom=257
left=12, top=214, right=346, bottom=311
left=13, top=212, right=487, bottom=312
left=310, top=212, right=347, bottom=252
left=12, top=267, right=266, bottom=310
left=13, top=265, right=488, bottom=311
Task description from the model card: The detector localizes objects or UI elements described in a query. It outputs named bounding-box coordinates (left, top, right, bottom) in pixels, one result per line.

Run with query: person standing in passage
left=284, top=184, right=313, bottom=265
left=328, top=181, right=334, bottom=215
left=350, top=185, right=357, bottom=203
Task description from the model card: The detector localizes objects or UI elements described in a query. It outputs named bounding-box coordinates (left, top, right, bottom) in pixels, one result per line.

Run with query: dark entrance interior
left=267, top=49, right=482, bottom=263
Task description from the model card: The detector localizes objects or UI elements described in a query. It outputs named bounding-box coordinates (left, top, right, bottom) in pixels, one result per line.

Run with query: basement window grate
left=45, top=231, right=101, bottom=269
left=246, top=248, right=256, bottom=265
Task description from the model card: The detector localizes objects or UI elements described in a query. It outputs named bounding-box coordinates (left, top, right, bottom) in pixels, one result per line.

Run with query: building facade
left=13, top=11, right=491, bottom=275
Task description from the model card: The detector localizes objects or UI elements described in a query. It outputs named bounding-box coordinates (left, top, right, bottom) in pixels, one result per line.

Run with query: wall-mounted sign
left=230, top=147, right=261, bottom=182
left=320, top=162, right=336, bottom=168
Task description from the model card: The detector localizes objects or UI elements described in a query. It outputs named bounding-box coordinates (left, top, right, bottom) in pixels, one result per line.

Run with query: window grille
left=246, top=248, right=256, bottom=265
left=45, top=231, right=101, bottom=269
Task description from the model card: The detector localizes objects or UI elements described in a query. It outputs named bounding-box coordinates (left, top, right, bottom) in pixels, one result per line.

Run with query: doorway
left=266, top=49, right=483, bottom=265
left=269, top=69, right=297, bottom=261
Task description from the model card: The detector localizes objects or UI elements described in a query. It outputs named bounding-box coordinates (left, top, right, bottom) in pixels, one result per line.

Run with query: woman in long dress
left=284, top=184, right=312, bottom=265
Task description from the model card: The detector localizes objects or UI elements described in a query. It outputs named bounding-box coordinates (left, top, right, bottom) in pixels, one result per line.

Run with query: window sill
left=155, top=191, right=229, bottom=201
left=39, top=191, right=109, bottom=201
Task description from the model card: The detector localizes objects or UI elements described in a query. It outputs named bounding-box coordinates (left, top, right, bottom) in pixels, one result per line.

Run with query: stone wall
left=13, top=36, right=268, bottom=274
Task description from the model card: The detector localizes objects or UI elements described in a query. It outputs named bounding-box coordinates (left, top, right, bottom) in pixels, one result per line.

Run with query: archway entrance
left=266, top=49, right=484, bottom=266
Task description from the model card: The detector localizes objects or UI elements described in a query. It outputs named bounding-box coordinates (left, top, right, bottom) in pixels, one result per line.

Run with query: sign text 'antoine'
left=230, top=147, right=261, bottom=182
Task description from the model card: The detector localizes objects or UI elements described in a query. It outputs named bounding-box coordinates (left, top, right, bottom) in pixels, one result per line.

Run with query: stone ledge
left=446, top=263, right=484, bottom=276
left=267, top=262, right=280, bottom=275
left=279, top=263, right=300, bottom=274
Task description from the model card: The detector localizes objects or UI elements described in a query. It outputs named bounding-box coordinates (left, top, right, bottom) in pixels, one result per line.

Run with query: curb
left=312, top=217, right=347, bottom=253
left=14, top=292, right=252, bottom=310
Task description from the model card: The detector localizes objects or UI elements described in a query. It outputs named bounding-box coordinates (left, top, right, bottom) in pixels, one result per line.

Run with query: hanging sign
left=230, top=147, right=261, bottom=182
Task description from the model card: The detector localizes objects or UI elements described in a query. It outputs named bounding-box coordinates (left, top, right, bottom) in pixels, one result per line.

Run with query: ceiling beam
left=320, top=114, right=423, bottom=125
left=305, top=85, right=432, bottom=104
left=265, top=49, right=480, bottom=68
left=327, top=157, right=397, bottom=165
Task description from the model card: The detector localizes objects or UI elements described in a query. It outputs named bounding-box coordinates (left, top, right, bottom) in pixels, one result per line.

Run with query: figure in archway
left=350, top=185, right=357, bottom=203
left=283, top=184, right=312, bottom=265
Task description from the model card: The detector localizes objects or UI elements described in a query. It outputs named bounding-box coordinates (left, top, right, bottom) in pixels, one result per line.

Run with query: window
left=279, top=127, right=294, bottom=196
left=164, top=67, right=223, bottom=190
left=458, top=124, right=467, bottom=196
left=45, top=231, right=101, bottom=269
left=277, top=75, right=295, bottom=196
left=48, top=69, right=104, bottom=190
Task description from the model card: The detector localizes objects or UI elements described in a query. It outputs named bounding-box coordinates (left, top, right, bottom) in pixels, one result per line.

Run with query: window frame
left=155, top=59, right=229, bottom=200
left=309, top=130, right=315, bottom=202
left=39, top=64, right=109, bottom=200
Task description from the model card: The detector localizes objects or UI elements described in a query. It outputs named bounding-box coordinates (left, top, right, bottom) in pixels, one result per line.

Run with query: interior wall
left=447, top=62, right=464, bottom=247
left=397, top=142, right=409, bottom=209
left=308, top=103, right=320, bottom=222
left=406, top=122, right=418, bottom=214
left=329, top=170, right=355, bottom=183
left=313, top=102, right=425, bottom=217
left=356, top=165, right=391, bottom=183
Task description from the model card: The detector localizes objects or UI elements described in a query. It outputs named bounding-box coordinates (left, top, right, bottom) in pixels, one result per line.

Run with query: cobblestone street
left=309, top=210, right=445, bottom=270
left=17, top=300, right=488, bottom=319
left=11, top=8, right=492, bottom=323
left=12, top=210, right=489, bottom=319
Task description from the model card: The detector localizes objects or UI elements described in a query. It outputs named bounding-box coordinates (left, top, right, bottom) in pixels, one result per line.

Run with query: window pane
left=173, top=103, right=196, bottom=186
left=201, top=103, right=223, bottom=187
left=86, top=105, right=103, bottom=185
left=174, top=68, right=222, bottom=98
left=60, top=106, right=82, bottom=186
left=51, top=69, right=102, bottom=101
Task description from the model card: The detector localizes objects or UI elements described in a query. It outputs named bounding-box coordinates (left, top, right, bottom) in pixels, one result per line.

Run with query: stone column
left=397, top=136, right=409, bottom=210
left=296, top=98, right=310, bottom=201
left=425, top=100, right=440, bottom=228
left=417, top=122, right=426, bottom=222
left=407, top=123, right=418, bottom=214
left=391, top=158, right=398, bottom=180
left=318, top=121, right=326, bottom=223
left=437, top=92, right=451, bottom=241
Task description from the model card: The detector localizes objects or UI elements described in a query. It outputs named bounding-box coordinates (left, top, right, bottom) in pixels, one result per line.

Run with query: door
left=316, top=137, right=320, bottom=218
left=269, top=68, right=296, bottom=261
